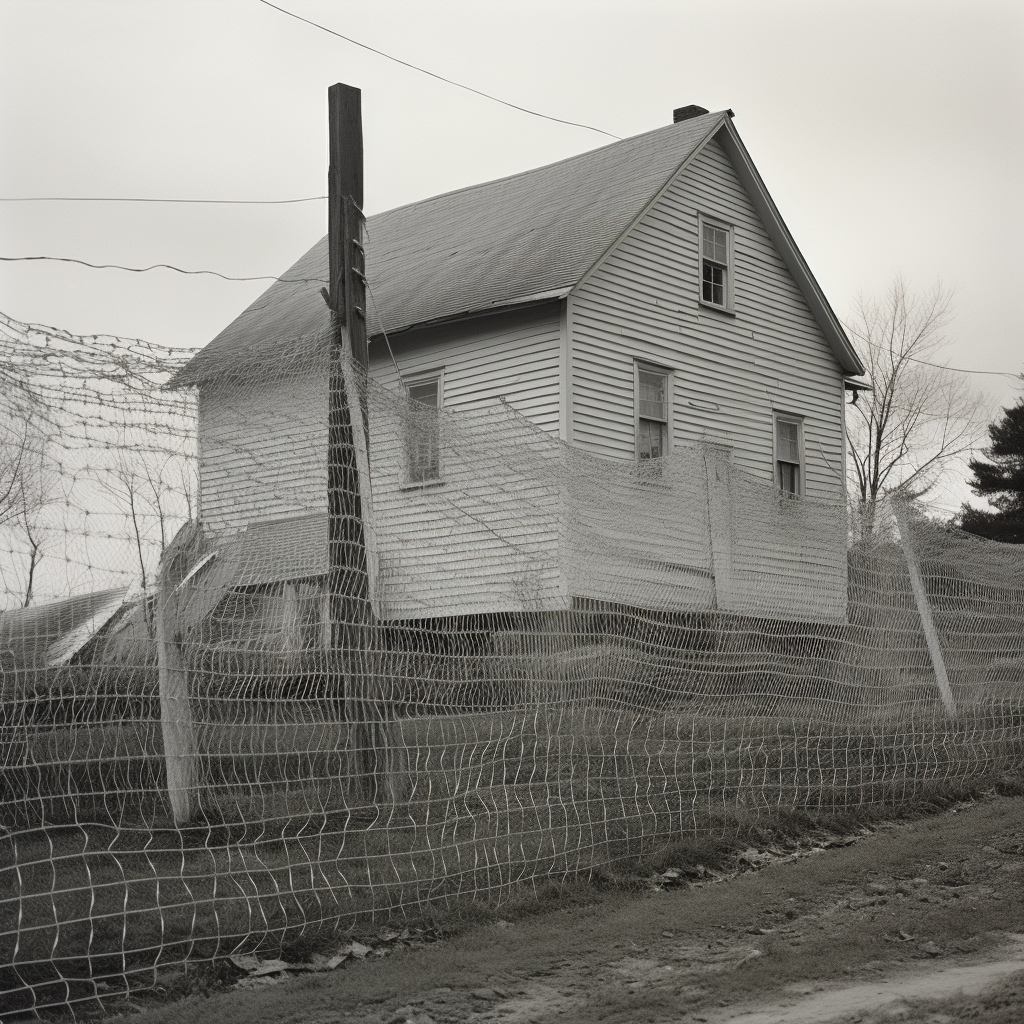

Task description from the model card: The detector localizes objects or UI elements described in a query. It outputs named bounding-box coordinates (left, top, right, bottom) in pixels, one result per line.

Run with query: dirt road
left=119, top=795, right=1024, bottom=1024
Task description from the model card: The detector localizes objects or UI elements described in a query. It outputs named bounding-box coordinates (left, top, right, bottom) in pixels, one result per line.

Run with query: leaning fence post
left=892, top=500, right=956, bottom=718
left=156, top=522, right=202, bottom=824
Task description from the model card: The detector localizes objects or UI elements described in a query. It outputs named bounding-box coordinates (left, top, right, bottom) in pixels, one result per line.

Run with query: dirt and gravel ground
left=109, top=793, right=1024, bottom=1024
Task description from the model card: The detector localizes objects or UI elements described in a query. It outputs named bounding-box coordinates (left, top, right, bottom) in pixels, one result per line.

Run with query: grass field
left=2, top=691, right=1023, bottom=1017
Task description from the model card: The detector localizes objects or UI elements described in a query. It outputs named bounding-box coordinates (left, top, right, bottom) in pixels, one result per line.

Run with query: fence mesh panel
left=1, top=313, right=1022, bottom=1016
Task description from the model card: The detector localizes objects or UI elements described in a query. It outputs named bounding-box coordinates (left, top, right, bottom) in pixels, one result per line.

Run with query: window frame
left=402, top=368, right=445, bottom=487
left=634, top=360, right=673, bottom=464
left=773, top=411, right=805, bottom=497
left=697, top=214, right=735, bottom=314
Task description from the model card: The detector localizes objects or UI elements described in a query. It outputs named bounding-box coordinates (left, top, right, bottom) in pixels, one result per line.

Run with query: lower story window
left=775, top=414, right=803, bottom=495
left=637, top=366, right=669, bottom=461
left=406, top=375, right=441, bottom=482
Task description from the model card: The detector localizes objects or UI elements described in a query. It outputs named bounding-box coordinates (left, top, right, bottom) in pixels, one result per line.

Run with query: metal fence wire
left=1, top=313, right=1022, bottom=1016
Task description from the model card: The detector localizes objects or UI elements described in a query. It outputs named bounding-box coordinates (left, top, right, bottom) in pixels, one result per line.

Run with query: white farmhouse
left=171, top=105, right=866, bottom=630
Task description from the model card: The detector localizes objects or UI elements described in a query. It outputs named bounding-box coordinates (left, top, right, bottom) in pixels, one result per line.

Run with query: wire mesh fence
left=1, top=313, right=1022, bottom=1016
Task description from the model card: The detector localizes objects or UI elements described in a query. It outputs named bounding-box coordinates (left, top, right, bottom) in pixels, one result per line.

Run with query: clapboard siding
left=571, top=133, right=846, bottom=498
left=369, top=303, right=562, bottom=430
left=568, top=132, right=848, bottom=619
left=365, top=393, right=566, bottom=619
left=565, top=448, right=716, bottom=612
left=192, top=134, right=852, bottom=623
left=198, top=359, right=328, bottom=536
left=366, top=303, right=567, bottom=618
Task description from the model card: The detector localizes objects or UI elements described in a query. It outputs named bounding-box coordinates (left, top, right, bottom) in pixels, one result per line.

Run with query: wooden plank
left=702, top=443, right=734, bottom=610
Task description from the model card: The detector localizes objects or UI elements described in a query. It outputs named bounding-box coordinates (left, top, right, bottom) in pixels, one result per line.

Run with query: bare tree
left=109, top=451, right=195, bottom=597
left=845, top=277, right=990, bottom=505
left=0, top=404, right=49, bottom=529
left=20, top=511, right=44, bottom=607
left=110, top=454, right=155, bottom=593
left=1, top=400, right=54, bottom=605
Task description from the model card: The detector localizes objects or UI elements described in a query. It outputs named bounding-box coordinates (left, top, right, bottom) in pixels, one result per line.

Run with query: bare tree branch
left=845, top=276, right=990, bottom=506
left=1, top=401, right=53, bottom=530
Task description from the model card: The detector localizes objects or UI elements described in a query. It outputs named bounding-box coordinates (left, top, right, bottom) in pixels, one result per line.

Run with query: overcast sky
left=2, top=0, right=1022, bottom=511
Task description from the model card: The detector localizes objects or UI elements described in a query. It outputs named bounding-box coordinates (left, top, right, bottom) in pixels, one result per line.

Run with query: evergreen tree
left=958, top=392, right=1024, bottom=543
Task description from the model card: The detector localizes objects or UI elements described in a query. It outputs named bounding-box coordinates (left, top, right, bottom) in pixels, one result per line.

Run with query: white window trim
left=401, top=367, right=445, bottom=488
left=773, top=411, right=806, bottom=496
left=634, top=360, right=673, bottom=463
left=697, top=213, right=735, bottom=314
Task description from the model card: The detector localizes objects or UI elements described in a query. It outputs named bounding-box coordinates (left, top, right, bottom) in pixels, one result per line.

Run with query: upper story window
left=774, top=413, right=804, bottom=495
left=637, top=364, right=670, bottom=461
left=699, top=218, right=733, bottom=311
left=405, top=373, right=442, bottom=484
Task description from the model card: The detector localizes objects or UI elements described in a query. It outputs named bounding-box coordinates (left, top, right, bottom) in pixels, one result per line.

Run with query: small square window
left=637, top=366, right=669, bottom=462
left=700, top=219, right=732, bottom=309
left=774, top=414, right=803, bottom=496
left=405, top=375, right=441, bottom=483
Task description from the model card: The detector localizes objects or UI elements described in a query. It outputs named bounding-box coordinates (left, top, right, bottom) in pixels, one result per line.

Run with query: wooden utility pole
left=325, top=83, right=382, bottom=802
left=327, top=83, right=367, bottom=368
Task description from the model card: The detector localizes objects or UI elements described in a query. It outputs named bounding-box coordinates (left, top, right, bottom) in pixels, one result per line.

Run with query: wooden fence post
left=893, top=500, right=957, bottom=718
left=156, top=521, right=203, bottom=825
left=701, top=442, right=734, bottom=612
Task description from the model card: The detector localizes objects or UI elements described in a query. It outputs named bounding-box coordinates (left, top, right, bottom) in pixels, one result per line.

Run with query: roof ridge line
left=568, top=112, right=730, bottom=298
left=365, top=111, right=731, bottom=224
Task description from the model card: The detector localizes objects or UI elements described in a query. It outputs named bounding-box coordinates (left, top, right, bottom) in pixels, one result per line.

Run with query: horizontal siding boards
left=366, top=304, right=567, bottom=618
left=564, top=447, right=715, bottom=613
left=196, top=306, right=566, bottom=620
left=570, top=133, right=848, bottom=619
left=198, top=360, right=328, bottom=536
left=365, top=385, right=567, bottom=619
left=369, top=303, right=562, bottom=433
left=572, top=135, right=845, bottom=493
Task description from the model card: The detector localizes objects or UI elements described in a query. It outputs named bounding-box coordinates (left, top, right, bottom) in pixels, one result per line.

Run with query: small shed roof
left=172, top=110, right=862, bottom=388
left=0, top=587, right=130, bottom=672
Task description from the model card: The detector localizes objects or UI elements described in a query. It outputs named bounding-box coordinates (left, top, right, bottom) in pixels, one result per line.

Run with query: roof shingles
left=172, top=112, right=727, bottom=388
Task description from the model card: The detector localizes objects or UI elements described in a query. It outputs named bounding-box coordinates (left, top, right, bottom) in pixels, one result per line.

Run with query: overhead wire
left=0, top=196, right=325, bottom=204
left=257, top=0, right=621, bottom=141
left=3, top=255, right=1023, bottom=383
left=905, top=356, right=1020, bottom=379
left=0, top=255, right=322, bottom=284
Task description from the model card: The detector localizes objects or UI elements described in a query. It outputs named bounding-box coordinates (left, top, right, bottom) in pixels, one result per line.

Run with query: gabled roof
left=172, top=111, right=862, bottom=388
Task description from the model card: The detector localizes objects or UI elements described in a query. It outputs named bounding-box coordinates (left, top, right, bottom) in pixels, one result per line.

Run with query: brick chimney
left=673, top=105, right=709, bottom=123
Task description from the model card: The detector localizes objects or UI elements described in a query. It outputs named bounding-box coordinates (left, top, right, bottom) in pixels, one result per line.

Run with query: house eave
left=715, top=122, right=866, bottom=377
left=370, top=287, right=572, bottom=343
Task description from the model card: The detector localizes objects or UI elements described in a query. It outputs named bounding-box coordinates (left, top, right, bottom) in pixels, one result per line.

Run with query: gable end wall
left=570, top=135, right=847, bottom=501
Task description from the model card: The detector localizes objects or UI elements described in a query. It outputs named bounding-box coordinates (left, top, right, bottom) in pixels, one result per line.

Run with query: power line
left=0, top=195, right=325, bottom=205
left=0, top=255, right=320, bottom=284
left=258, top=0, right=621, bottom=141
left=906, top=356, right=1020, bottom=379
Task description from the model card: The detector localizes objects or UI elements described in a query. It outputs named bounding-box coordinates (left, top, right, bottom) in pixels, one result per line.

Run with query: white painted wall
left=570, top=132, right=847, bottom=500
left=367, top=302, right=563, bottom=428
left=568, top=131, right=849, bottom=619
left=195, top=134, right=853, bottom=624
left=197, top=357, right=328, bottom=536
left=366, top=302, right=567, bottom=618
